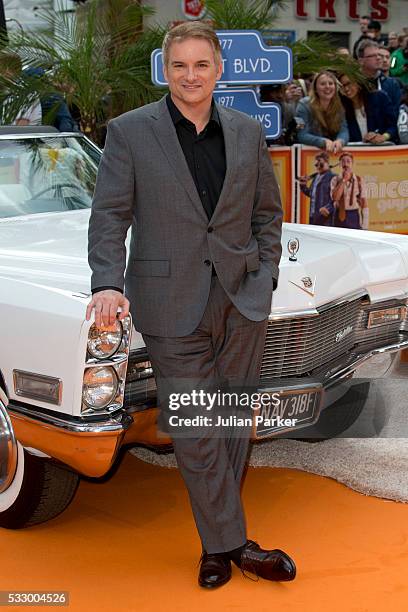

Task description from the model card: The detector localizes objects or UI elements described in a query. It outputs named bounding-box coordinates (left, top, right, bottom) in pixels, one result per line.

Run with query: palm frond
left=205, top=0, right=287, bottom=30
left=291, top=34, right=366, bottom=83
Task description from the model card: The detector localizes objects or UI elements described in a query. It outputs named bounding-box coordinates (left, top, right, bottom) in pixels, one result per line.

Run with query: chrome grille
left=260, top=296, right=408, bottom=380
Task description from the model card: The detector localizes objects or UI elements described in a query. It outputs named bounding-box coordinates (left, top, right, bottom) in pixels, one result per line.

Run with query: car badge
left=289, top=275, right=316, bottom=297
left=335, top=325, right=353, bottom=343
left=287, top=238, right=299, bottom=262
left=301, top=276, right=313, bottom=289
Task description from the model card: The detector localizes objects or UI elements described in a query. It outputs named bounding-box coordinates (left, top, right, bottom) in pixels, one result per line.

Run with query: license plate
left=253, top=386, right=322, bottom=439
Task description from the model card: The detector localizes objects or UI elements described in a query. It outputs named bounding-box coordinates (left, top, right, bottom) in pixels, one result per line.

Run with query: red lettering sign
left=348, top=0, right=360, bottom=19
left=296, top=0, right=308, bottom=18
left=181, top=0, right=206, bottom=20
left=318, top=0, right=336, bottom=20
left=370, top=0, right=388, bottom=21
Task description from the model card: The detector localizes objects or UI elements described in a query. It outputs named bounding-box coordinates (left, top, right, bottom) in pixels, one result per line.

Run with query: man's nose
left=186, top=66, right=197, bottom=81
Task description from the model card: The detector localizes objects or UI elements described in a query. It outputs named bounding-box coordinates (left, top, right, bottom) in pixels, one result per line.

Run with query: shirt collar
left=166, top=93, right=220, bottom=128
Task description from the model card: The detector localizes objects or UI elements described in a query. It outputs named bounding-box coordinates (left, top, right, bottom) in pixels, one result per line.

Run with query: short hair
left=361, top=15, right=370, bottom=20
left=357, top=39, right=379, bottom=58
left=162, top=21, right=222, bottom=67
left=316, top=151, right=330, bottom=162
left=368, top=20, right=381, bottom=31
left=339, top=151, right=354, bottom=161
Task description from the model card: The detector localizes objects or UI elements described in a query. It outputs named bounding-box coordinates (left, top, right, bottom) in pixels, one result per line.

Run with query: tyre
left=0, top=441, right=80, bottom=529
left=291, top=381, right=370, bottom=442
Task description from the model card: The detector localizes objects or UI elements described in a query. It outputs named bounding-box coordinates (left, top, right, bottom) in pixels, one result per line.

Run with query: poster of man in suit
left=299, top=151, right=336, bottom=226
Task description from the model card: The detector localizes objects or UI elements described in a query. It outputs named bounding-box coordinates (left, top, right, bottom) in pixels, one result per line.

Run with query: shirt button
left=207, top=227, right=213, bottom=233
left=202, top=190, right=207, bottom=196
left=204, top=259, right=211, bottom=266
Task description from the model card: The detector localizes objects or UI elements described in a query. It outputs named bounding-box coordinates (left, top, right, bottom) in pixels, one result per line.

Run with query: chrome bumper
left=5, top=336, right=408, bottom=475
left=7, top=403, right=133, bottom=478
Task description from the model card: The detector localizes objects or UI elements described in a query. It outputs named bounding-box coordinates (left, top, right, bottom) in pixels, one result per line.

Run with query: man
left=330, top=152, right=369, bottom=229
left=87, top=22, right=295, bottom=589
left=367, top=20, right=387, bottom=46
left=390, top=33, right=408, bottom=86
left=387, top=32, right=399, bottom=52
left=378, top=46, right=391, bottom=76
left=353, top=15, right=371, bottom=58
left=358, top=39, right=401, bottom=119
left=299, top=151, right=335, bottom=226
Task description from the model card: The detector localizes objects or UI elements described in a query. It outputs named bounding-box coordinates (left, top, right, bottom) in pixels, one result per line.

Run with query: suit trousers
left=142, top=276, right=268, bottom=553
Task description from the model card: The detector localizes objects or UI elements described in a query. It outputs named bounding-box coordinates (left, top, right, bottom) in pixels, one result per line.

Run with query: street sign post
left=151, top=30, right=292, bottom=138
left=151, top=30, right=292, bottom=86
left=213, top=89, right=281, bottom=139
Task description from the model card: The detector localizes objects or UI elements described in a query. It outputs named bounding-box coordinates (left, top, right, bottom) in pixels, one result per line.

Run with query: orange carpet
left=1, top=451, right=408, bottom=611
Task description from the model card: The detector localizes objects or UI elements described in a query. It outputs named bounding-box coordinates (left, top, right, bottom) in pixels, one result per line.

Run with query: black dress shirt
left=93, top=95, right=226, bottom=294
left=166, top=93, right=226, bottom=221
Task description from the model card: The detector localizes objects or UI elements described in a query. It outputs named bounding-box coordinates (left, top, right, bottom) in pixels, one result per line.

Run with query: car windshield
left=0, top=135, right=101, bottom=218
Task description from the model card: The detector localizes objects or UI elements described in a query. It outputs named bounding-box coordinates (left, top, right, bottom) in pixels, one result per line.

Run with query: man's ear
left=216, top=60, right=223, bottom=81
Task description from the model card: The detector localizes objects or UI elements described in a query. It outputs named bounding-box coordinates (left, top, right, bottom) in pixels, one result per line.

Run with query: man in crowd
left=353, top=15, right=371, bottom=58
left=390, top=33, right=408, bottom=86
left=387, top=32, right=399, bottom=52
left=299, top=151, right=335, bottom=226
left=378, top=47, right=391, bottom=77
left=330, top=152, right=369, bottom=230
left=358, top=40, right=401, bottom=119
left=87, top=21, right=296, bottom=589
left=367, top=20, right=387, bottom=46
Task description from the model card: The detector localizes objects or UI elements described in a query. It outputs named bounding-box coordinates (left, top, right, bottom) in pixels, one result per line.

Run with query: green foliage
left=291, top=34, right=366, bottom=83
left=205, top=0, right=288, bottom=30
left=0, top=0, right=166, bottom=143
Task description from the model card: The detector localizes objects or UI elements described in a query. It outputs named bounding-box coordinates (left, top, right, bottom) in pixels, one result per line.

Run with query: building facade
left=146, top=0, right=407, bottom=50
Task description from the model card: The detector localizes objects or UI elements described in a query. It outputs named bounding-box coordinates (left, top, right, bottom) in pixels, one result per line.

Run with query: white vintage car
left=1, top=127, right=408, bottom=529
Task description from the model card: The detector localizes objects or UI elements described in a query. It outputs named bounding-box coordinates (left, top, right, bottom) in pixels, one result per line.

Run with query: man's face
left=341, top=155, right=353, bottom=172
left=359, top=45, right=382, bottom=75
left=163, top=38, right=222, bottom=109
left=360, top=17, right=369, bottom=34
left=315, top=157, right=329, bottom=174
left=378, top=48, right=391, bottom=72
left=388, top=32, right=398, bottom=49
left=368, top=27, right=380, bottom=40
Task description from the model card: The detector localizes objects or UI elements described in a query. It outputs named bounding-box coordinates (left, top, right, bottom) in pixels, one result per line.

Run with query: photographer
left=390, top=33, right=408, bottom=86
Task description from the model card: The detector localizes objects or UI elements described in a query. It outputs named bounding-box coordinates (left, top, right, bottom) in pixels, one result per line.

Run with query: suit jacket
left=300, top=170, right=335, bottom=226
left=88, top=96, right=283, bottom=337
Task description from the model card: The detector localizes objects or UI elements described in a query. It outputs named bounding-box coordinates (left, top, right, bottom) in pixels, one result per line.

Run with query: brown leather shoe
left=198, top=552, right=232, bottom=588
left=240, top=540, right=296, bottom=581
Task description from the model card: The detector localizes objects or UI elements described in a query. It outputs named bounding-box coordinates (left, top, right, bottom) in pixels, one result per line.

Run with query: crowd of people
left=261, top=19, right=408, bottom=149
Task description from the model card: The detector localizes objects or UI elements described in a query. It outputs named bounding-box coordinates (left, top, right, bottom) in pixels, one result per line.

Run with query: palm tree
left=0, top=0, right=166, bottom=143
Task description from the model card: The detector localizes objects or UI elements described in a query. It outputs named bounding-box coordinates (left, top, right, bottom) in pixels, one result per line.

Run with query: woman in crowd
left=295, top=70, right=349, bottom=153
left=339, top=74, right=398, bottom=143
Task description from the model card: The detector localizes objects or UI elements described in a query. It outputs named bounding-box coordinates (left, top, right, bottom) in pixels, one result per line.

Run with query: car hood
left=1, top=213, right=408, bottom=313
left=0, top=210, right=93, bottom=295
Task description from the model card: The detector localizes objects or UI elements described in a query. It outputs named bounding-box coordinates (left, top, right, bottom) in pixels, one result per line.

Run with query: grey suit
left=88, top=96, right=282, bottom=335
left=88, top=95, right=283, bottom=554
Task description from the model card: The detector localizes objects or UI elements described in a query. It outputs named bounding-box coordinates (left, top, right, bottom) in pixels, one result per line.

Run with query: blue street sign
left=213, top=89, right=281, bottom=139
left=151, top=30, right=292, bottom=86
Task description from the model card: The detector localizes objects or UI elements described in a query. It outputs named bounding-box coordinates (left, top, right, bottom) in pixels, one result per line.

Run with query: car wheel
left=0, top=441, right=80, bottom=529
left=1, top=393, right=80, bottom=529
left=292, top=382, right=370, bottom=442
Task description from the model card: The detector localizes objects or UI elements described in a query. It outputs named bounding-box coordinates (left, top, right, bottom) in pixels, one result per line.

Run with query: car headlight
left=82, top=366, right=118, bottom=409
left=87, top=320, right=123, bottom=359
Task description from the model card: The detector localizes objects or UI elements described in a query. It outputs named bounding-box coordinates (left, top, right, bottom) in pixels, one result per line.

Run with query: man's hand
left=86, top=290, right=130, bottom=327
left=298, top=175, right=308, bottom=186
left=319, top=206, right=330, bottom=218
